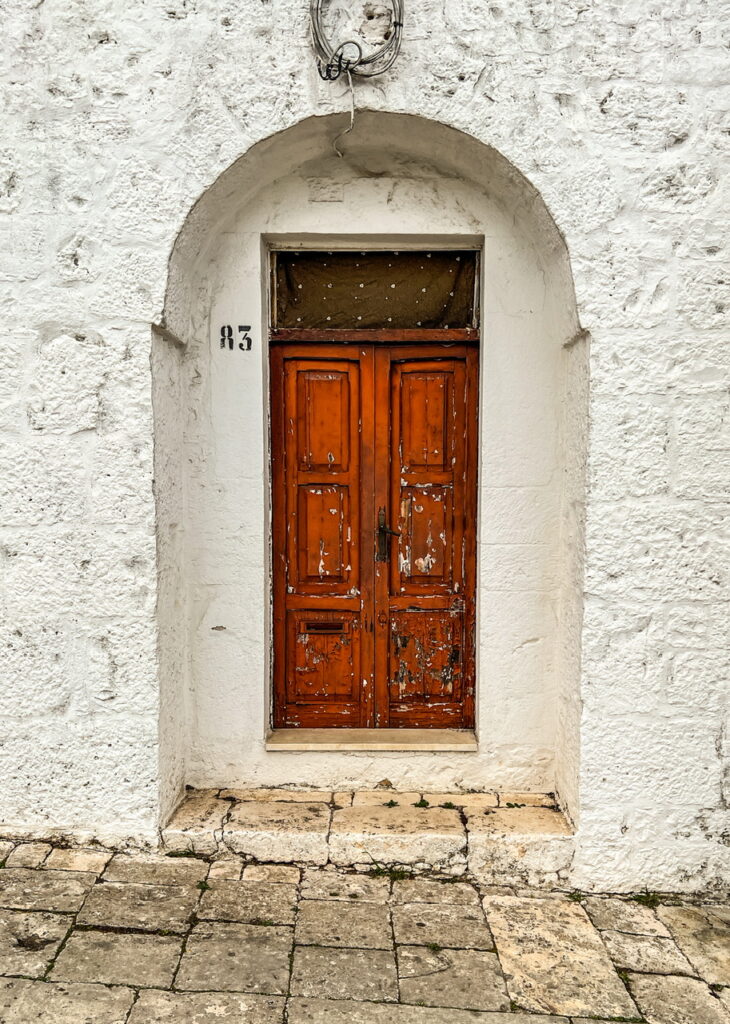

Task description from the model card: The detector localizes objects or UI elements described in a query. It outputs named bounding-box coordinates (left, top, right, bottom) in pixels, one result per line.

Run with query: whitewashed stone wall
left=1, top=0, right=728, bottom=887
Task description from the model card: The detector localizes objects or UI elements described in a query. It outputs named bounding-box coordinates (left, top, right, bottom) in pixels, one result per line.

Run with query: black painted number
left=220, top=325, right=252, bottom=351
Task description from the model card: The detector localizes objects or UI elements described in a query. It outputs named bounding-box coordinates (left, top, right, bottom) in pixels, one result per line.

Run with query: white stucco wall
left=0, top=0, right=727, bottom=889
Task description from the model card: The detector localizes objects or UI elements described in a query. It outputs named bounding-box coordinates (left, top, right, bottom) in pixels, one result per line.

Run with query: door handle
left=376, top=507, right=400, bottom=562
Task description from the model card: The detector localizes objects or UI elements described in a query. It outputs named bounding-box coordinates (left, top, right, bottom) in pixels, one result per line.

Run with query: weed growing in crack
left=630, top=890, right=662, bottom=908
left=414, top=798, right=429, bottom=808
left=368, top=862, right=413, bottom=881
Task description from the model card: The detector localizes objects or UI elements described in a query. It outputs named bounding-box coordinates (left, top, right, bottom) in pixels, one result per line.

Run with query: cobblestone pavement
left=0, top=839, right=727, bottom=1023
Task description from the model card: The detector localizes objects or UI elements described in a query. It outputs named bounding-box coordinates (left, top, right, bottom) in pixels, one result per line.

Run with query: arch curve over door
left=159, top=110, right=585, bottom=806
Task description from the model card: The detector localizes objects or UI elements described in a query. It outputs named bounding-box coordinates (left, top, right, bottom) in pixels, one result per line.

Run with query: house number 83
left=220, top=325, right=252, bottom=351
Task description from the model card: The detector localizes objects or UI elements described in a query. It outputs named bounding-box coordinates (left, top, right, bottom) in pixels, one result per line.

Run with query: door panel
left=378, top=350, right=476, bottom=728
left=272, top=350, right=371, bottom=727
left=271, top=342, right=477, bottom=729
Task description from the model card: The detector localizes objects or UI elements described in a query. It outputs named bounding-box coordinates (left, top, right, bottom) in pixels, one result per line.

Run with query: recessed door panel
left=287, top=613, right=360, bottom=703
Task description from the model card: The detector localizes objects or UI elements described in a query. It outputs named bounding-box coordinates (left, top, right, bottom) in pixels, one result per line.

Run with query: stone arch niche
left=156, top=111, right=587, bottom=826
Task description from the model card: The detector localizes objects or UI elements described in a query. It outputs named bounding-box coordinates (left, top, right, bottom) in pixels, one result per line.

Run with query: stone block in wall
left=675, top=391, right=730, bottom=450
left=661, top=601, right=729, bottom=652
left=581, top=599, right=666, bottom=716
left=105, top=157, right=190, bottom=241
left=0, top=225, right=45, bottom=281
left=589, top=83, right=694, bottom=152
left=89, top=248, right=166, bottom=320
left=679, top=264, right=730, bottom=329
left=589, top=395, right=670, bottom=499
left=580, top=711, right=723, bottom=810
left=1, top=527, right=157, bottom=621
left=666, top=651, right=729, bottom=715
left=586, top=502, right=730, bottom=602
left=639, top=161, right=719, bottom=214
left=0, top=719, right=159, bottom=837
left=591, top=329, right=729, bottom=396
left=573, top=237, right=673, bottom=330
left=90, top=436, right=154, bottom=527
left=27, top=330, right=108, bottom=435
left=0, top=622, right=76, bottom=719
left=0, top=440, right=88, bottom=527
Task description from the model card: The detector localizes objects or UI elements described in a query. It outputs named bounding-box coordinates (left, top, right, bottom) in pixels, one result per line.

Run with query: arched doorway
left=157, top=111, right=587, bottom=819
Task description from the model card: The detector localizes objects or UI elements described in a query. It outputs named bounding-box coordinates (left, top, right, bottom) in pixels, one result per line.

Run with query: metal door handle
left=376, top=507, right=400, bottom=562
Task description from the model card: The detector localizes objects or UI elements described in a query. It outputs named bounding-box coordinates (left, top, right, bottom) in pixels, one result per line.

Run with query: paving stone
left=498, top=792, right=556, bottom=807
left=467, top=808, right=574, bottom=885
left=162, top=791, right=230, bottom=854
left=4, top=843, right=52, bottom=869
left=0, top=978, right=134, bottom=1023
left=221, top=788, right=333, bottom=802
left=104, top=852, right=209, bottom=885
left=44, top=848, right=111, bottom=874
left=628, top=972, right=730, bottom=1024
left=352, top=791, right=422, bottom=806
left=0, top=869, right=96, bottom=912
left=329, top=805, right=465, bottom=869
left=209, top=857, right=244, bottom=880
left=398, top=945, right=509, bottom=1011
left=392, top=877, right=479, bottom=905
left=333, top=792, right=353, bottom=807
left=601, top=928, right=695, bottom=974
left=51, top=929, right=182, bottom=987
left=224, top=802, right=330, bottom=863
left=242, top=863, right=300, bottom=884
left=128, top=989, right=285, bottom=1023
left=466, top=806, right=571, bottom=835
left=424, top=793, right=498, bottom=810
left=484, top=895, right=637, bottom=1018
left=77, top=881, right=199, bottom=932
left=199, top=880, right=297, bottom=925
left=718, top=988, right=730, bottom=1014
left=290, top=946, right=398, bottom=1001
left=287, top=998, right=567, bottom=1023
left=176, top=922, right=293, bottom=994
left=0, top=910, right=69, bottom=977
left=296, top=899, right=391, bottom=948
left=301, top=867, right=390, bottom=902
left=583, top=895, right=671, bottom=936
left=0, top=844, right=14, bottom=865
left=658, top=904, right=730, bottom=985
left=393, top=902, right=493, bottom=949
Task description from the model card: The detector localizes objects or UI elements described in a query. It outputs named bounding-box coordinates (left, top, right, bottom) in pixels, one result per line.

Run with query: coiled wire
left=310, top=0, right=404, bottom=80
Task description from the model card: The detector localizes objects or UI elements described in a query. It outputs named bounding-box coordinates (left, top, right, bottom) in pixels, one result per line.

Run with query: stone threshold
left=265, top=728, right=478, bottom=751
left=160, top=787, right=574, bottom=889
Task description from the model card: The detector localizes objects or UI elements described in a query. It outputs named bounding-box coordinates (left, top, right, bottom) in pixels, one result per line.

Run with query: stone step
left=160, top=788, right=574, bottom=889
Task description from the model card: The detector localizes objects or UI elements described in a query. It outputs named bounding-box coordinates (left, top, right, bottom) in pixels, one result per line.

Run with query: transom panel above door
left=269, top=250, right=479, bottom=730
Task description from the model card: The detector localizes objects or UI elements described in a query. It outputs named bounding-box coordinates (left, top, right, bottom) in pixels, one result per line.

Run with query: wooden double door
left=271, top=342, right=478, bottom=729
